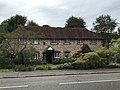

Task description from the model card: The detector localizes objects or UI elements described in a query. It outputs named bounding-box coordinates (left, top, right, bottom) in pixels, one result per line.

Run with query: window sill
left=64, top=43, right=71, bottom=45
left=51, top=43, right=58, bottom=45
left=54, top=57, right=60, bottom=58
left=90, top=43, right=97, bottom=45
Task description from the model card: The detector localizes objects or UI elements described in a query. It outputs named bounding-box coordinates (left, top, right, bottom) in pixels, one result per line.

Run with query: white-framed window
left=33, top=52, right=39, bottom=60
left=77, top=40, right=84, bottom=44
left=54, top=51, right=60, bottom=58
left=64, top=39, right=70, bottom=44
left=64, top=51, right=70, bottom=58
left=32, top=39, right=39, bottom=45
left=90, top=40, right=96, bottom=45
left=51, top=39, right=58, bottom=44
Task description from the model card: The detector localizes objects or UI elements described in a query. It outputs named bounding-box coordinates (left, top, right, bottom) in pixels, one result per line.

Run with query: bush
left=107, top=63, right=120, bottom=68
left=72, top=52, right=107, bottom=69
left=0, top=51, right=14, bottom=69
left=72, top=52, right=82, bottom=60
left=96, top=48, right=116, bottom=64
left=14, top=65, right=34, bottom=71
left=117, top=54, right=120, bottom=63
left=53, top=58, right=74, bottom=64
left=81, top=44, right=91, bottom=53
left=72, top=60, right=86, bottom=69
left=57, top=63, right=73, bottom=69
left=35, top=65, right=52, bottom=70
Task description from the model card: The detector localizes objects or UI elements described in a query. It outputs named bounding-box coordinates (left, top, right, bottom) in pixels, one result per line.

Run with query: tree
left=0, top=25, right=6, bottom=43
left=118, top=27, right=120, bottom=35
left=27, top=20, right=39, bottom=26
left=93, top=15, right=117, bottom=33
left=0, top=27, right=38, bottom=65
left=0, top=14, right=27, bottom=32
left=65, top=16, right=86, bottom=28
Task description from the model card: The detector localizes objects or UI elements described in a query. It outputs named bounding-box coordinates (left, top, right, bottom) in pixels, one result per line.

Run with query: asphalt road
left=1, top=73, right=120, bottom=90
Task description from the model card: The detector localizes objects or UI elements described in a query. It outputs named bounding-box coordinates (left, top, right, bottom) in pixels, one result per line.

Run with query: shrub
left=35, top=66, right=45, bottom=70
left=72, top=52, right=107, bottom=69
left=72, top=60, right=86, bottom=69
left=81, top=44, right=91, bottom=53
left=14, top=65, right=34, bottom=71
left=35, top=65, right=52, bottom=70
left=15, top=46, right=36, bottom=66
left=116, top=54, right=120, bottom=63
left=0, top=51, right=14, bottom=69
left=53, top=58, right=74, bottom=64
left=57, top=63, right=73, bottom=69
left=72, top=52, right=82, bottom=60
left=96, top=47, right=115, bottom=63
left=107, top=63, right=120, bottom=68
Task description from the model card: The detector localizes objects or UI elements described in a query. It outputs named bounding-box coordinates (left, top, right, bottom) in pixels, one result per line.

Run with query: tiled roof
left=9, top=26, right=103, bottom=40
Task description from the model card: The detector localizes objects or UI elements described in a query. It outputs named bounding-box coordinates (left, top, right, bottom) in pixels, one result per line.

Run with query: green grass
left=34, top=64, right=59, bottom=70
left=0, top=64, right=59, bottom=72
left=0, top=69, right=13, bottom=72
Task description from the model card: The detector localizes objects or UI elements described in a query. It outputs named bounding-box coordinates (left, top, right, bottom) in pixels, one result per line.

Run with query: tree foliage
left=93, top=15, right=117, bottom=33
left=0, top=14, right=27, bottom=32
left=1, top=27, right=38, bottom=65
left=0, top=14, right=39, bottom=32
left=27, top=20, right=39, bottom=26
left=65, top=16, right=86, bottom=28
left=0, top=26, right=6, bottom=43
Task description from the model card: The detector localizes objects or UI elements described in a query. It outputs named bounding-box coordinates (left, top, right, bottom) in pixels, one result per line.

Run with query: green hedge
left=72, top=52, right=108, bottom=69
left=14, top=65, right=34, bottom=71
left=0, top=51, right=14, bottom=69
left=53, top=58, right=74, bottom=64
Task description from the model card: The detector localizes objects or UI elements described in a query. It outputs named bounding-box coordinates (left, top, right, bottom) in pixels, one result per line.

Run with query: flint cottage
left=8, top=26, right=103, bottom=63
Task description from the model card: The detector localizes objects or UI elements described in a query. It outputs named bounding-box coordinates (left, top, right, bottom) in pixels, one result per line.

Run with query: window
left=32, top=39, right=39, bottom=45
left=64, top=40, right=70, bottom=44
left=51, top=39, right=58, bottom=44
left=33, top=52, right=39, bottom=60
left=54, top=51, right=60, bottom=58
left=77, top=40, right=84, bottom=44
left=90, top=40, right=96, bottom=45
left=64, top=51, right=70, bottom=58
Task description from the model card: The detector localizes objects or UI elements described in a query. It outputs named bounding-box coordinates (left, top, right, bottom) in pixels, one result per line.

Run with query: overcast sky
left=0, top=0, right=120, bottom=29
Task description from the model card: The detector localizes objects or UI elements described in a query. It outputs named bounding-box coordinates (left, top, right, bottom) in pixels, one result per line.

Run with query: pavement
left=0, top=68, right=120, bottom=79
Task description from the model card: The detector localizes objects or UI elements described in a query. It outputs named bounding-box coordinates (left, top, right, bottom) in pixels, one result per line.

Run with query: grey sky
left=0, top=0, right=120, bottom=29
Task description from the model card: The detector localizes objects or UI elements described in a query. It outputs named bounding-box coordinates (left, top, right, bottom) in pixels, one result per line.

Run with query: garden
left=0, top=38, right=120, bottom=72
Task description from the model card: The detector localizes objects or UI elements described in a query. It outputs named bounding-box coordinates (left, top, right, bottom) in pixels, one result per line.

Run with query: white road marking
left=59, top=79, right=120, bottom=85
left=0, top=85, right=28, bottom=89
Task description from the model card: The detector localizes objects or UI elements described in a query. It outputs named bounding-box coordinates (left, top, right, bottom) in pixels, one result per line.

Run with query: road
left=0, top=73, right=120, bottom=90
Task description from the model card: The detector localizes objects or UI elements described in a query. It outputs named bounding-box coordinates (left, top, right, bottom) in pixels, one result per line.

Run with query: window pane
left=78, top=40, right=83, bottom=44
left=51, top=39, right=58, bottom=44
left=64, top=40, right=70, bottom=44
left=54, top=52, right=60, bottom=58
left=32, top=40, right=39, bottom=44
left=90, top=40, right=96, bottom=45
left=33, top=52, right=39, bottom=60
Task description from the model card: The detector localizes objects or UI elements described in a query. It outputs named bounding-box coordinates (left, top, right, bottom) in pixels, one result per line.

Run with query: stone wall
left=26, top=39, right=103, bottom=62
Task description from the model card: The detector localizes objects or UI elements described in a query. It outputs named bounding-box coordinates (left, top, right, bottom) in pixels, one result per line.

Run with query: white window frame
left=54, top=52, right=60, bottom=58
left=77, top=40, right=83, bottom=44
left=32, top=39, right=39, bottom=45
left=51, top=39, right=58, bottom=44
left=90, top=40, right=96, bottom=45
left=64, top=39, right=70, bottom=44
left=33, top=52, right=39, bottom=60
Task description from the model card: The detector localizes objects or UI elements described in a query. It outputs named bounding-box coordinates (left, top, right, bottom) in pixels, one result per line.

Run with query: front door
left=45, top=50, right=54, bottom=63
